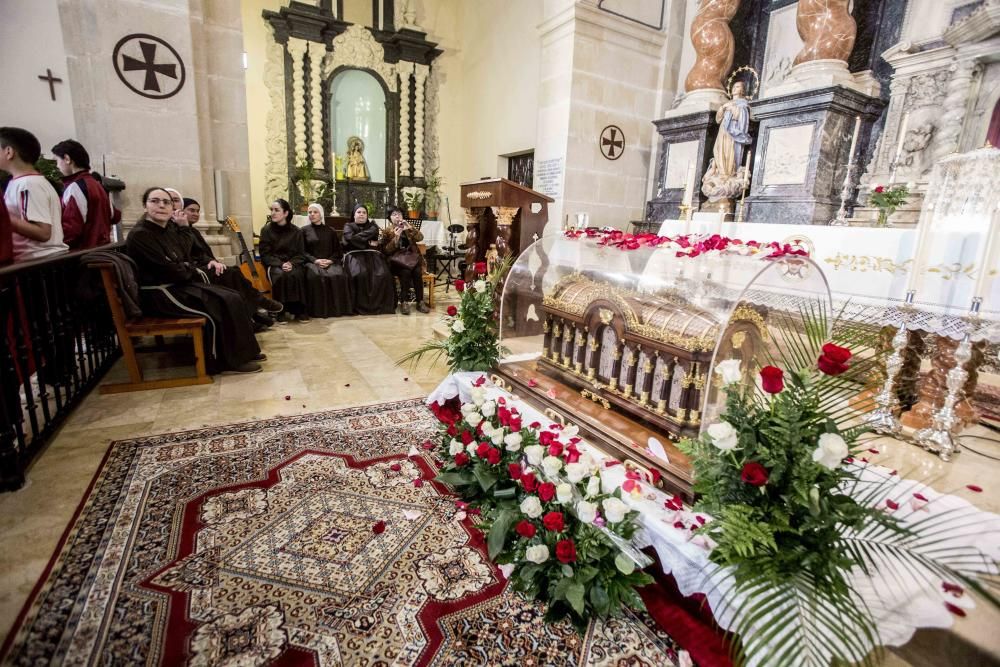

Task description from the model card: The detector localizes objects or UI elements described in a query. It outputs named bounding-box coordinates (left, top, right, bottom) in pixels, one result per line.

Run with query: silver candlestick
left=914, top=298, right=980, bottom=461
left=830, top=161, right=855, bottom=226
left=865, top=290, right=915, bottom=435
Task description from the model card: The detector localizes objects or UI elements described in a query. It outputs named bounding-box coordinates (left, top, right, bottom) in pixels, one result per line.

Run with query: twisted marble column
left=934, top=60, right=981, bottom=163
left=398, top=62, right=414, bottom=177
left=307, top=41, right=326, bottom=170
left=793, top=0, right=856, bottom=65
left=287, top=38, right=308, bottom=163
left=413, top=64, right=428, bottom=178
left=684, top=0, right=740, bottom=94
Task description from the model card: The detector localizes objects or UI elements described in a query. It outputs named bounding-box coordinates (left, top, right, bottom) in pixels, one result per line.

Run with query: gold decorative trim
left=599, top=307, right=614, bottom=324
left=581, top=389, right=611, bottom=409
left=544, top=408, right=566, bottom=425
left=586, top=368, right=596, bottom=380
left=656, top=399, right=666, bottom=414
left=489, top=374, right=512, bottom=392
left=466, top=191, right=492, bottom=200
left=640, top=390, right=650, bottom=403
left=693, top=373, right=706, bottom=390
left=730, top=305, right=770, bottom=341
left=542, top=319, right=550, bottom=334
left=687, top=409, right=701, bottom=425
left=730, top=330, right=746, bottom=350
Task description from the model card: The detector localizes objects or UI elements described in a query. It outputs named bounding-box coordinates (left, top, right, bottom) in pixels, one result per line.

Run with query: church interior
left=1, top=0, right=1000, bottom=665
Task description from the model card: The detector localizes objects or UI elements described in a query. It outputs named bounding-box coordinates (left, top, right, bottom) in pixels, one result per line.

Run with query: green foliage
left=423, top=168, right=443, bottom=213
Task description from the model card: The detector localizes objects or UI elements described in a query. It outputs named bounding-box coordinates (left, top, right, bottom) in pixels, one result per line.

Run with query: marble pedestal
left=646, top=111, right=719, bottom=221
left=745, top=86, right=884, bottom=225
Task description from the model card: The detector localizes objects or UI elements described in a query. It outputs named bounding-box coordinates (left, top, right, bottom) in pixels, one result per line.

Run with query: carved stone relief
left=264, top=28, right=289, bottom=204
left=321, top=25, right=398, bottom=93
left=288, top=38, right=308, bottom=163
left=398, top=61, right=415, bottom=177
left=413, top=64, right=429, bottom=178
left=423, top=62, right=443, bottom=177
left=307, top=41, right=327, bottom=169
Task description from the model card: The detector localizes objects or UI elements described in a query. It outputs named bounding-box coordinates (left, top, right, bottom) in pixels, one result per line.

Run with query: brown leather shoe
left=416, top=301, right=431, bottom=313
left=400, top=302, right=411, bottom=315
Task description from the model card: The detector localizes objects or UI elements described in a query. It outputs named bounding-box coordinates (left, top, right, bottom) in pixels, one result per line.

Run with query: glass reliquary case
left=495, top=233, right=832, bottom=499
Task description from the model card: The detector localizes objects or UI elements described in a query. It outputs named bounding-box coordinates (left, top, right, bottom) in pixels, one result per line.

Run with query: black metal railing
left=0, top=244, right=123, bottom=491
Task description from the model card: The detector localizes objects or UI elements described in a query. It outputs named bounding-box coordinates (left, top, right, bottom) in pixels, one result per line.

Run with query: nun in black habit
left=302, top=203, right=352, bottom=317
left=343, top=204, right=395, bottom=315
left=125, top=187, right=262, bottom=374
left=259, top=199, right=311, bottom=321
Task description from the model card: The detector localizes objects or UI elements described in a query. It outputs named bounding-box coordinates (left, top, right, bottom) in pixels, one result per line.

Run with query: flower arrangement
left=868, top=183, right=909, bottom=227
left=428, top=384, right=654, bottom=628
left=563, top=228, right=808, bottom=259
left=398, top=258, right=512, bottom=373
left=679, top=308, right=999, bottom=666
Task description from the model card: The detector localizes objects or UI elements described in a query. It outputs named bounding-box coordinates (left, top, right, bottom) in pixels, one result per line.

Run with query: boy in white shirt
left=0, top=127, right=67, bottom=261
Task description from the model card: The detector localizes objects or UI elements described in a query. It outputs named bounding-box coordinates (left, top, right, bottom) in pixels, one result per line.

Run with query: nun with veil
left=302, top=202, right=352, bottom=317
left=342, top=203, right=396, bottom=315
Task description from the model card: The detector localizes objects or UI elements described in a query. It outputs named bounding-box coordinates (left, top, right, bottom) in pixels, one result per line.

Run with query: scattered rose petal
left=372, top=520, right=386, bottom=534
left=910, top=498, right=929, bottom=512
left=404, top=377, right=409, bottom=382
left=914, top=493, right=929, bottom=502
left=696, top=515, right=706, bottom=525
left=673, top=520, right=686, bottom=530
left=889, top=469, right=897, bottom=476
left=528, top=378, right=539, bottom=388
left=455, top=511, right=467, bottom=521
left=390, top=463, right=402, bottom=472
left=473, top=375, right=487, bottom=387
left=868, top=448, right=880, bottom=454
left=498, top=563, right=515, bottom=579
left=403, top=510, right=422, bottom=520
left=545, top=388, right=558, bottom=399
left=885, top=499, right=899, bottom=511
left=413, top=478, right=424, bottom=487
left=604, top=460, right=622, bottom=468
left=422, top=441, right=435, bottom=450
left=284, top=395, right=291, bottom=401
left=967, top=484, right=983, bottom=493
left=529, top=421, right=541, bottom=429
left=945, top=602, right=966, bottom=617
left=345, top=383, right=351, bottom=387
left=942, top=582, right=964, bottom=596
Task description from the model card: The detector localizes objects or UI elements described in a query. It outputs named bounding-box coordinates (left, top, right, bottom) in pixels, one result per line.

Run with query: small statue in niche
left=701, top=70, right=756, bottom=211
left=345, top=136, right=370, bottom=181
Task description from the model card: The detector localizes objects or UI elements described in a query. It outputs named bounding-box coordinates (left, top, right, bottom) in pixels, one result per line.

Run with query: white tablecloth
left=428, top=372, right=1000, bottom=663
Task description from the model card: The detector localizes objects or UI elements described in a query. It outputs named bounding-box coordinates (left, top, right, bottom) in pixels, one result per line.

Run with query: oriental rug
left=1, top=398, right=694, bottom=666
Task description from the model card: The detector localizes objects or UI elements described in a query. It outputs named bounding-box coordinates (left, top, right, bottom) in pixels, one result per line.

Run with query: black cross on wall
left=600, top=125, right=624, bottom=161
left=122, top=41, right=177, bottom=93
left=37, top=69, right=63, bottom=101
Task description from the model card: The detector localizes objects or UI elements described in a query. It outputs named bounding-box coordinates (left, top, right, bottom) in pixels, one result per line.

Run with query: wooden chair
left=95, top=264, right=213, bottom=394
left=423, top=272, right=436, bottom=308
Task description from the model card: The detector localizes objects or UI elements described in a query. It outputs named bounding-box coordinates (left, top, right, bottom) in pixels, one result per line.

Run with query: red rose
left=538, top=482, right=556, bottom=502
left=446, top=424, right=458, bottom=436
left=543, top=511, right=565, bottom=532
left=555, top=539, right=577, bottom=563
left=508, top=462, right=523, bottom=480
left=413, top=478, right=424, bottom=487
left=740, top=461, right=769, bottom=487
left=547, top=442, right=564, bottom=457
left=509, top=416, right=522, bottom=431
left=521, top=472, right=538, bottom=492
left=390, top=463, right=402, bottom=472
left=497, top=406, right=511, bottom=426
left=564, top=444, right=581, bottom=464
left=759, top=366, right=784, bottom=394
left=817, top=342, right=852, bottom=376
left=874, top=185, right=885, bottom=193
left=485, top=447, right=502, bottom=465
left=460, top=430, right=474, bottom=445
left=476, top=442, right=491, bottom=458
left=474, top=261, right=488, bottom=275
left=372, top=520, right=386, bottom=534
left=539, top=431, right=556, bottom=446
left=515, top=520, right=536, bottom=538
left=455, top=279, right=466, bottom=292
left=447, top=305, right=458, bottom=316
left=454, top=452, right=470, bottom=466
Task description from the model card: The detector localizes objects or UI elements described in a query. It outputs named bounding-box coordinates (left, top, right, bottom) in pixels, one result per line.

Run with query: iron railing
left=0, top=244, right=123, bottom=491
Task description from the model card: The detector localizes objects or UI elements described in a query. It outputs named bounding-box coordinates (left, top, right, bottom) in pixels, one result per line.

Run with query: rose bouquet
left=679, top=308, right=999, bottom=666
left=868, top=183, right=909, bottom=227
left=398, top=257, right=512, bottom=372
left=429, top=381, right=653, bottom=629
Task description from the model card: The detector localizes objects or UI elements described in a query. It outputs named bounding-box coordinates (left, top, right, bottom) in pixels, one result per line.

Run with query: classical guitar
left=222, top=216, right=270, bottom=294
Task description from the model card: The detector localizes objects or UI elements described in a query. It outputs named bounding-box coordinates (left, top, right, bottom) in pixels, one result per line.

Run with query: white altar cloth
left=428, top=372, right=1000, bottom=664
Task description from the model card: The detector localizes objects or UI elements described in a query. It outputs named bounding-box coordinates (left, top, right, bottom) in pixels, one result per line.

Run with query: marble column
left=307, top=41, right=326, bottom=170
left=933, top=60, right=982, bottom=163
left=680, top=0, right=740, bottom=111
left=413, top=64, right=428, bottom=178
left=287, top=38, right=308, bottom=163
left=398, top=61, right=414, bottom=177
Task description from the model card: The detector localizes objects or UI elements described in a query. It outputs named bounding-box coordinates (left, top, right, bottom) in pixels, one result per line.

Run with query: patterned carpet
left=1, top=399, right=689, bottom=666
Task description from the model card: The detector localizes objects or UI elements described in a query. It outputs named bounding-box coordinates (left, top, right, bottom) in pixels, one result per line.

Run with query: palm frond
left=396, top=339, right=448, bottom=369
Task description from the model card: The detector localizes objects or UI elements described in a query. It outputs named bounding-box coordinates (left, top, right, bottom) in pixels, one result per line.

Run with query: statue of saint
left=345, top=136, right=369, bottom=181
left=711, top=81, right=752, bottom=179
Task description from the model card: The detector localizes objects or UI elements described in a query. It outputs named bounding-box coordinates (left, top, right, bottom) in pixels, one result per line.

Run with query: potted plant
left=402, top=187, right=424, bottom=219
left=423, top=169, right=443, bottom=220
left=294, top=158, right=317, bottom=211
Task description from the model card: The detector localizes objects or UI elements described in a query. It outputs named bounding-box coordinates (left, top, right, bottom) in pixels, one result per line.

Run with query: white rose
left=707, top=421, right=738, bottom=451
left=576, top=500, right=598, bottom=524
left=504, top=432, right=522, bottom=451
left=524, top=445, right=545, bottom=466
left=542, top=455, right=563, bottom=478
left=562, top=424, right=580, bottom=439
left=564, top=462, right=588, bottom=484
left=465, top=412, right=483, bottom=428
left=469, top=387, right=486, bottom=406
left=525, top=544, right=549, bottom=564
left=578, top=452, right=597, bottom=472
left=449, top=439, right=464, bottom=456
left=714, top=359, right=742, bottom=386
left=480, top=422, right=495, bottom=437
left=603, top=497, right=629, bottom=524
left=556, top=483, right=573, bottom=504
left=812, top=432, right=849, bottom=470
left=586, top=475, right=601, bottom=498
left=452, top=319, right=465, bottom=333
left=461, top=402, right=476, bottom=414
left=490, top=430, right=505, bottom=445
left=466, top=442, right=477, bottom=455
left=520, top=496, right=543, bottom=518
left=480, top=401, right=496, bottom=417
left=474, top=279, right=487, bottom=292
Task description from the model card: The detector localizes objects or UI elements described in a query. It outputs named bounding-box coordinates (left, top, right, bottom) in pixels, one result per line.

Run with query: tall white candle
left=890, top=112, right=909, bottom=184
left=847, top=115, right=861, bottom=164
left=905, top=210, right=934, bottom=295
left=971, top=209, right=1000, bottom=305
left=683, top=161, right=695, bottom=208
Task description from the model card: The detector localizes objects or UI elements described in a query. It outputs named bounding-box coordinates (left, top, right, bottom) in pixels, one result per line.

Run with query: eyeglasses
left=147, top=198, right=172, bottom=206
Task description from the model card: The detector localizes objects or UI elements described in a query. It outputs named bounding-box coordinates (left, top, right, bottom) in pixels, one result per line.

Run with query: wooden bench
left=95, top=264, right=213, bottom=394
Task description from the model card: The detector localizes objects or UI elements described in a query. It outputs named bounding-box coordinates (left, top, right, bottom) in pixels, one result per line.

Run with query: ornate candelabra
left=914, top=299, right=981, bottom=461
left=830, top=161, right=854, bottom=226
left=864, top=291, right=914, bottom=435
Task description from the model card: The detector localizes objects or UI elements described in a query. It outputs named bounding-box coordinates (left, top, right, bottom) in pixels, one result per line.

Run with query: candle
left=971, top=208, right=1000, bottom=305
left=847, top=115, right=861, bottom=165
left=683, top=161, right=695, bottom=208
left=741, top=149, right=751, bottom=190
left=890, top=112, right=909, bottom=184
left=905, top=209, right=934, bottom=295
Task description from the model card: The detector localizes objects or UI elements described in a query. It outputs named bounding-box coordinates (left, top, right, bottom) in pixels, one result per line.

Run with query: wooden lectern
left=459, top=177, right=553, bottom=276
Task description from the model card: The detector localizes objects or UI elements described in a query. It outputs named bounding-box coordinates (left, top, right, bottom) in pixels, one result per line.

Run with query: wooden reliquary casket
left=537, top=273, right=767, bottom=440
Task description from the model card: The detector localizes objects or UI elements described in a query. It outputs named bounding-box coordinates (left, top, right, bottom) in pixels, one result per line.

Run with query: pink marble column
left=793, top=0, right=857, bottom=66
left=684, top=0, right=741, bottom=94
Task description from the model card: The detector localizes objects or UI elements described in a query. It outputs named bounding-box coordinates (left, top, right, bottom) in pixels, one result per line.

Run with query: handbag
left=389, top=248, right=421, bottom=271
